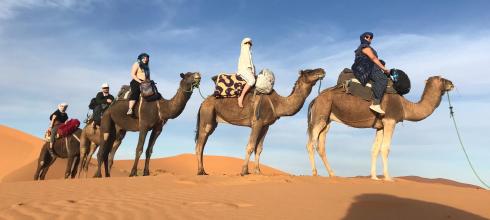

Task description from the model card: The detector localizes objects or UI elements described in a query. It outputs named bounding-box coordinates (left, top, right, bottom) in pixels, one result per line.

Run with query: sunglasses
left=102, top=87, right=109, bottom=89
left=365, top=35, right=372, bottom=40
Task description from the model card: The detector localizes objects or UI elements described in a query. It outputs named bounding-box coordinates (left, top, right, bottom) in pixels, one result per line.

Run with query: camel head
left=179, top=72, right=202, bottom=91
left=426, top=76, right=454, bottom=95
left=298, top=68, right=326, bottom=85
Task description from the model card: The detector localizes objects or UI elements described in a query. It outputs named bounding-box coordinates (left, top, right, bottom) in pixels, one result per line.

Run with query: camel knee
left=381, top=148, right=390, bottom=156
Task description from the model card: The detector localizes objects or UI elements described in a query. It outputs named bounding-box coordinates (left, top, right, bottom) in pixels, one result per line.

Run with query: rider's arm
left=362, top=47, right=389, bottom=74
left=49, top=115, right=57, bottom=129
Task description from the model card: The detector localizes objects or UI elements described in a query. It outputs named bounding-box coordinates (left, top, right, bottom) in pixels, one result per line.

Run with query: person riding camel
left=48, top=103, right=69, bottom=157
left=93, top=82, right=114, bottom=125
left=127, top=53, right=150, bottom=115
left=237, top=37, right=256, bottom=108
left=351, top=32, right=390, bottom=114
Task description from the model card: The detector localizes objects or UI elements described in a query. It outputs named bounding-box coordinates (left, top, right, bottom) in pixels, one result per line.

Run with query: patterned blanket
left=213, top=73, right=246, bottom=98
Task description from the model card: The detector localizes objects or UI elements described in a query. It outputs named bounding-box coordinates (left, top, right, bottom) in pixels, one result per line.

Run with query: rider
left=351, top=32, right=390, bottom=114
left=48, top=103, right=69, bottom=157
left=127, top=53, right=150, bottom=115
left=93, top=83, right=114, bottom=125
left=237, top=37, right=256, bottom=108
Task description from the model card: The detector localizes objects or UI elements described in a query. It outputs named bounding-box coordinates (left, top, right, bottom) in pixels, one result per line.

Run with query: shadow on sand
left=342, top=194, right=487, bottom=220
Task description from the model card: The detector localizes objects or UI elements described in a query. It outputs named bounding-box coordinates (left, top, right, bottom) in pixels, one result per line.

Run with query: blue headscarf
left=360, top=32, right=373, bottom=45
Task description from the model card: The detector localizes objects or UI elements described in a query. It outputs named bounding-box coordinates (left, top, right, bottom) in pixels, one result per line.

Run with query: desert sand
left=1, top=124, right=489, bottom=220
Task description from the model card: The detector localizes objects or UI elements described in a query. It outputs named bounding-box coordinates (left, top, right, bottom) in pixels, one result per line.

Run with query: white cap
left=241, top=37, right=252, bottom=45
left=58, top=102, right=68, bottom=107
left=101, top=83, right=109, bottom=88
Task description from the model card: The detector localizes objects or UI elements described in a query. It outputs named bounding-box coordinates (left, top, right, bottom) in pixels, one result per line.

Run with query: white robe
left=237, top=38, right=256, bottom=85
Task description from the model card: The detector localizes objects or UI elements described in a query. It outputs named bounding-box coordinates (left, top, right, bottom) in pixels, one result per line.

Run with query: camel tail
left=194, top=105, right=202, bottom=143
left=307, top=98, right=316, bottom=134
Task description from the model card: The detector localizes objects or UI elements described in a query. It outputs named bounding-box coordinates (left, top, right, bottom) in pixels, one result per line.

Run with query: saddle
left=212, top=73, right=247, bottom=98
left=44, top=119, right=81, bottom=141
left=337, top=68, right=398, bottom=101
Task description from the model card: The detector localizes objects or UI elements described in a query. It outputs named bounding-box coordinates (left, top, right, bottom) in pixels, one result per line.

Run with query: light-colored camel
left=34, top=129, right=82, bottom=180
left=94, top=72, right=201, bottom=177
left=306, top=76, right=454, bottom=181
left=195, top=68, right=325, bottom=175
left=78, top=121, right=107, bottom=178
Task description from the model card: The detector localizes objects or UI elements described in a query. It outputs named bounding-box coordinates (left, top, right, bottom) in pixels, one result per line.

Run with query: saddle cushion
left=213, top=73, right=246, bottom=98
left=57, top=119, right=80, bottom=138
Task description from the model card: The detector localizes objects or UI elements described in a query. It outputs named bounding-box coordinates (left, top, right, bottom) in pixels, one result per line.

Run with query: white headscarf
left=237, top=37, right=255, bottom=76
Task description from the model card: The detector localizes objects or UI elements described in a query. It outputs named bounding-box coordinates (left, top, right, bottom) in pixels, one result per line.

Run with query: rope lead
left=447, top=92, right=489, bottom=189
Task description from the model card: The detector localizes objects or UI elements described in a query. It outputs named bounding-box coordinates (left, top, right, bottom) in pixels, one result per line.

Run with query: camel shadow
left=342, top=194, right=487, bottom=220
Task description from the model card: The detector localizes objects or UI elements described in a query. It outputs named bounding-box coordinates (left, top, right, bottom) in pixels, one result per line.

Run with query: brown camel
left=306, top=76, right=454, bottom=181
left=94, top=72, right=201, bottom=177
left=195, top=68, right=326, bottom=175
left=34, top=129, right=82, bottom=180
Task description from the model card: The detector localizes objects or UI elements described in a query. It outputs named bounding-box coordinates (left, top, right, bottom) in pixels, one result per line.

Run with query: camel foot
left=143, top=170, right=150, bottom=176
left=384, top=177, right=395, bottom=182
left=253, top=168, right=262, bottom=175
left=197, top=170, right=208, bottom=175
left=129, top=169, right=138, bottom=177
left=371, top=176, right=381, bottom=181
left=93, top=172, right=102, bottom=178
left=241, top=166, right=250, bottom=176
left=312, top=169, right=318, bottom=176
left=328, top=171, right=336, bottom=177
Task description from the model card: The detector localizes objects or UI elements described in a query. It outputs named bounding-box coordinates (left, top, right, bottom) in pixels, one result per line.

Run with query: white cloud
left=0, top=0, right=95, bottom=19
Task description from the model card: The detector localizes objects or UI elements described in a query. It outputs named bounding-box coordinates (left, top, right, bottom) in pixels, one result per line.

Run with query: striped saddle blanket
left=213, top=73, right=247, bottom=98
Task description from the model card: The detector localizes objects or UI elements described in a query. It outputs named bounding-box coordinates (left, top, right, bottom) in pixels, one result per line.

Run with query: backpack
left=255, top=68, right=275, bottom=94
left=390, top=69, right=411, bottom=95
left=88, top=98, right=97, bottom=110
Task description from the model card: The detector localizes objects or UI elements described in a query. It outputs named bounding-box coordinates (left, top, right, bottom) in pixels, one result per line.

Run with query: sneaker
left=369, top=104, right=385, bottom=114
left=126, top=108, right=134, bottom=115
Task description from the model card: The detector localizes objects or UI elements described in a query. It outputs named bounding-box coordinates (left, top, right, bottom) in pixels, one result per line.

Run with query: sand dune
left=1, top=124, right=489, bottom=219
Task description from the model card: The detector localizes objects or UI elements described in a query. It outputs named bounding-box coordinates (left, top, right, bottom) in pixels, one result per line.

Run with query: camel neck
left=402, top=82, right=443, bottom=121
left=160, top=84, right=193, bottom=119
left=275, top=79, right=313, bottom=117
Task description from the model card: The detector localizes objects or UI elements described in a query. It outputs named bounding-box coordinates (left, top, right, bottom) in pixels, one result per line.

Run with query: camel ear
left=424, top=80, right=428, bottom=84
left=180, top=73, right=185, bottom=78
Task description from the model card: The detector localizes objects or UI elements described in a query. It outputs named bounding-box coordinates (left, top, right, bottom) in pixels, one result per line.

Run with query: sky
left=0, top=0, right=489, bottom=187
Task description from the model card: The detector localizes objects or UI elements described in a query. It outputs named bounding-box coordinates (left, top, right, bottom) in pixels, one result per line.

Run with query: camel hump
left=117, top=85, right=131, bottom=100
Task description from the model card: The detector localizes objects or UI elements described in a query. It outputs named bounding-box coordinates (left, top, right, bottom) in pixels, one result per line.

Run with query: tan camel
left=78, top=121, right=107, bottom=178
left=195, top=68, right=326, bottom=175
left=34, top=129, right=82, bottom=180
left=94, top=72, right=201, bottom=177
left=306, top=76, right=454, bottom=181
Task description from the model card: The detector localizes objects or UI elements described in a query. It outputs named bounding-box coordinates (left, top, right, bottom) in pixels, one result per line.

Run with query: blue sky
left=1, top=0, right=489, bottom=187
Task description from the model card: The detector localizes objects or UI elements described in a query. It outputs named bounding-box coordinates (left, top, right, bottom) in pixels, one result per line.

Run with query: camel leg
left=370, top=129, right=384, bottom=180
left=380, top=120, right=396, bottom=181
left=316, top=123, right=335, bottom=177
left=108, top=129, right=126, bottom=171
left=143, top=125, right=163, bottom=176
left=40, top=156, right=57, bottom=180
left=253, top=126, right=269, bottom=174
left=195, top=106, right=217, bottom=175
left=34, top=147, right=49, bottom=180
left=241, top=124, right=263, bottom=176
left=70, top=155, right=80, bottom=178
left=306, top=120, right=327, bottom=176
left=129, top=130, right=149, bottom=177
left=65, top=156, right=74, bottom=179
left=94, top=132, right=111, bottom=178
left=81, top=143, right=97, bottom=178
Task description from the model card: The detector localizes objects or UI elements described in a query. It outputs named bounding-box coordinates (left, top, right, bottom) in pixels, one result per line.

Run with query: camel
left=94, top=72, right=202, bottom=177
left=34, top=129, right=82, bottom=180
left=78, top=121, right=108, bottom=178
left=306, top=75, right=454, bottom=181
left=195, top=68, right=326, bottom=175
